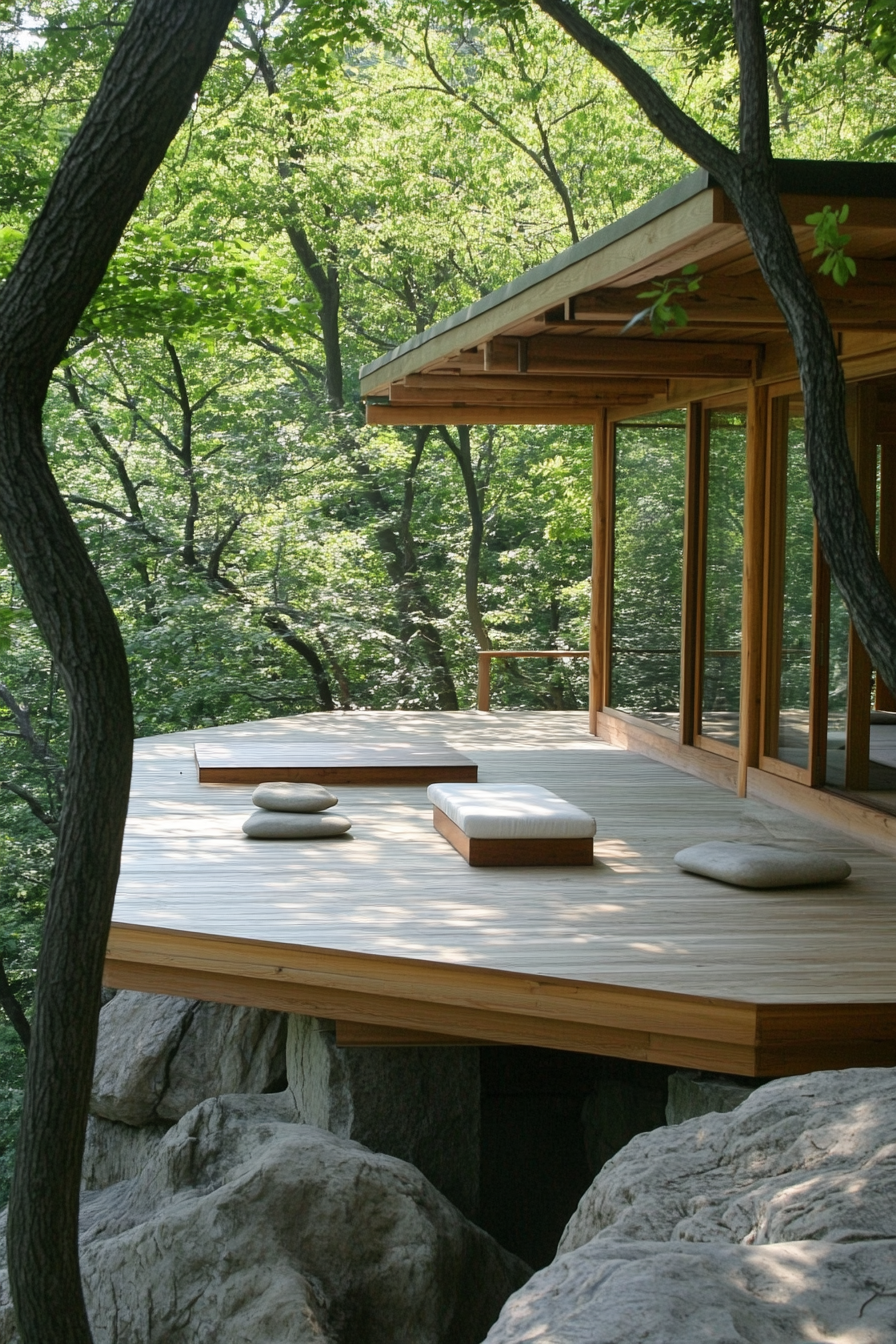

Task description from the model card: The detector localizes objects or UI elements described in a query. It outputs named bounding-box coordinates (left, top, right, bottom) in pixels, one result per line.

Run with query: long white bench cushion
left=427, top=783, right=596, bottom=840
left=674, top=841, right=851, bottom=888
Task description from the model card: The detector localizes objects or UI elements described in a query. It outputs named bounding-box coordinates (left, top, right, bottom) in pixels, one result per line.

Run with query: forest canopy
left=0, top=0, right=895, bottom=1198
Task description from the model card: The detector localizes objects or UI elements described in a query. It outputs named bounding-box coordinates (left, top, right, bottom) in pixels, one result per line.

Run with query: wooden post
left=680, top=402, right=704, bottom=746
left=590, top=410, right=610, bottom=734
left=760, top=396, right=789, bottom=763
left=809, top=539, right=831, bottom=788
left=843, top=383, right=878, bottom=790
left=477, top=651, right=491, bottom=712
left=877, top=427, right=896, bottom=711
left=737, top=384, right=769, bottom=796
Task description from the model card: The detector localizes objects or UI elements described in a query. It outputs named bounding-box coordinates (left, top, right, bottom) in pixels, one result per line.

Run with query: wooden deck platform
left=106, top=711, right=896, bottom=1077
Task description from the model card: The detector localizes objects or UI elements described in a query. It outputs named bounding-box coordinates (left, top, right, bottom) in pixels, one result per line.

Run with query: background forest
left=0, top=0, right=894, bottom=1197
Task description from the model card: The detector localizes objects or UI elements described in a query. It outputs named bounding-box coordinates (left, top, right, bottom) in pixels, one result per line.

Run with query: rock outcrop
left=484, top=1238, right=896, bottom=1343
left=484, top=1067, right=896, bottom=1343
left=2, top=1092, right=528, bottom=1344
left=81, top=1116, right=170, bottom=1191
left=665, top=1068, right=757, bottom=1125
left=287, top=1014, right=480, bottom=1218
left=91, top=992, right=287, bottom=1126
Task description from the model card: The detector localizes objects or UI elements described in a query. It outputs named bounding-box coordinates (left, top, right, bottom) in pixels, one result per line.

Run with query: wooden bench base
left=194, top=742, right=478, bottom=786
left=433, top=806, right=594, bottom=867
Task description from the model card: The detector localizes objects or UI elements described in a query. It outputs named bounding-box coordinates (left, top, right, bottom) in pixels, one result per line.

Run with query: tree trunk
left=437, top=424, right=492, bottom=651
left=384, top=427, right=459, bottom=709
left=724, top=0, right=896, bottom=695
left=535, top=0, right=896, bottom=695
left=0, top=3, right=237, bottom=1340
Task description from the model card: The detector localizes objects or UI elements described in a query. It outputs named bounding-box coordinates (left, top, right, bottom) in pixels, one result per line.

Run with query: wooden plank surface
left=113, top=711, right=896, bottom=1010
left=193, top=739, right=477, bottom=785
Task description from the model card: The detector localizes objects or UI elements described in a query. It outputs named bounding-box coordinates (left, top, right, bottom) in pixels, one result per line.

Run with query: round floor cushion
left=242, top=810, right=351, bottom=839
left=251, top=782, right=338, bottom=813
left=674, top=841, right=851, bottom=889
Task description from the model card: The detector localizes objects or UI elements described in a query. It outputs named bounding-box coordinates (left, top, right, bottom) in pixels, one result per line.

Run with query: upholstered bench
left=427, top=782, right=596, bottom=867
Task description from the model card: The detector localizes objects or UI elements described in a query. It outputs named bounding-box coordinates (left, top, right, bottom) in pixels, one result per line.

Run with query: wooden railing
left=476, top=649, right=590, bottom=711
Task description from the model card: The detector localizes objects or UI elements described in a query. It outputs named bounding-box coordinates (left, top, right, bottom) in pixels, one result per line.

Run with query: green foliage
left=622, top=263, right=702, bottom=336
left=610, top=412, right=687, bottom=719
left=585, top=0, right=896, bottom=78
left=807, top=203, right=857, bottom=286
left=0, top=829, right=53, bottom=1206
left=0, top=0, right=893, bottom=1198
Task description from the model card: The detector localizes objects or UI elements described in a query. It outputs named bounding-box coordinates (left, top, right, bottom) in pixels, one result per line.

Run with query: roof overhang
left=359, top=161, right=896, bottom=425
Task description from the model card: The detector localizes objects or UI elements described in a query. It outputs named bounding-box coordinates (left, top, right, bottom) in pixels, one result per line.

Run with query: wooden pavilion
left=359, top=160, right=896, bottom=850
left=105, top=162, right=896, bottom=1080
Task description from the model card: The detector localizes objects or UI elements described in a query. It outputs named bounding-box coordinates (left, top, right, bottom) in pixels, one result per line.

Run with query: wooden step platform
left=193, top=739, right=478, bottom=786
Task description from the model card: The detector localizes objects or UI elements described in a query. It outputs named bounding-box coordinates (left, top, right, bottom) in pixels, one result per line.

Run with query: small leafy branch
left=806, top=204, right=856, bottom=287
left=621, top=263, right=702, bottom=336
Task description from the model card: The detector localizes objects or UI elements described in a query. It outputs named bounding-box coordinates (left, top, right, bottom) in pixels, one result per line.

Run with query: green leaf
left=807, top=204, right=855, bottom=288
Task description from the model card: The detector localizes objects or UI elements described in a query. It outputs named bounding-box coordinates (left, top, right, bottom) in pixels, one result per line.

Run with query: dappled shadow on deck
left=117, top=710, right=896, bottom=1005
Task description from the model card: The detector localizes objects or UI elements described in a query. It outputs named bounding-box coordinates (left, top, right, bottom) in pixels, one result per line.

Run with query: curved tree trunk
left=0, top=3, right=237, bottom=1340
left=535, top=0, right=896, bottom=694
left=723, top=0, right=896, bottom=694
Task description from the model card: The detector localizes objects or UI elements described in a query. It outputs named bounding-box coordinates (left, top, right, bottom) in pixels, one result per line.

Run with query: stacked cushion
left=242, top=781, right=351, bottom=840
left=251, top=782, right=338, bottom=812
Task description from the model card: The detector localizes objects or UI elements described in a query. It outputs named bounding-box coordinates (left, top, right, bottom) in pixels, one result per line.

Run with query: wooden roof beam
left=483, top=334, right=761, bottom=380
left=365, top=403, right=650, bottom=426
left=389, top=373, right=668, bottom=401
left=568, top=261, right=896, bottom=331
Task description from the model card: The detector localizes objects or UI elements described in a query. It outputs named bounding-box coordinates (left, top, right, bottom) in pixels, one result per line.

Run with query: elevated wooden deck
left=106, top=711, right=896, bottom=1077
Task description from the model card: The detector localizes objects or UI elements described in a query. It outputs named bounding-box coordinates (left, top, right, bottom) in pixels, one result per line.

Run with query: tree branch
left=533, top=0, right=738, bottom=185
left=0, top=957, right=31, bottom=1053
left=1, top=781, right=59, bottom=835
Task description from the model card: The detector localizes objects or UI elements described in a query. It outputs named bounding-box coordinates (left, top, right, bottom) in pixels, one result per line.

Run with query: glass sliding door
left=698, top=409, right=747, bottom=750
left=770, top=404, right=816, bottom=770
left=826, top=377, right=896, bottom=808
left=609, top=410, right=687, bottom=734
left=760, top=378, right=896, bottom=805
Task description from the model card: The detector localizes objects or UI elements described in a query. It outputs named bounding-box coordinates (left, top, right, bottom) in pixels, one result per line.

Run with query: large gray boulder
left=287, top=1014, right=480, bottom=1218
left=91, top=991, right=286, bottom=1125
left=562, top=1066, right=896, bottom=1251
left=483, top=1067, right=896, bottom=1343
left=81, top=1116, right=170, bottom=1191
left=484, top=1238, right=896, bottom=1343
left=1, top=1093, right=528, bottom=1344
left=665, top=1069, right=757, bottom=1125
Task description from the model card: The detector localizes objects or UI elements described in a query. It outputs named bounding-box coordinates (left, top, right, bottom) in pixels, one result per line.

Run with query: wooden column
left=589, top=410, right=612, bottom=733
left=808, top=539, right=831, bottom=788
left=876, top=416, right=896, bottom=711
left=760, top=396, right=789, bottom=763
left=477, top=652, right=491, bottom=712
left=844, top=383, right=878, bottom=790
left=680, top=403, right=704, bottom=746
left=737, top=384, right=769, bottom=796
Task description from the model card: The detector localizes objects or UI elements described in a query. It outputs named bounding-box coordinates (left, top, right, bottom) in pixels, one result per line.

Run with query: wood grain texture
left=680, top=401, right=704, bottom=746
left=844, top=382, right=878, bottom=789
left=432, top=804, right=595, bottom=867
left=589, top=412, right=609, bottom=730
left=106, top=711, right=896, bottom=1076
left=193, top=740, right=478, bottom=785
left=738, top=384, right=769, bottom=795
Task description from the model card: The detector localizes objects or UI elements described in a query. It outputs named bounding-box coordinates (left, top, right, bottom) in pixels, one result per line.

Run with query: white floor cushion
left=674, top=841, right=851, bottom=888
left=427, top=783, right=596, bottom=840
